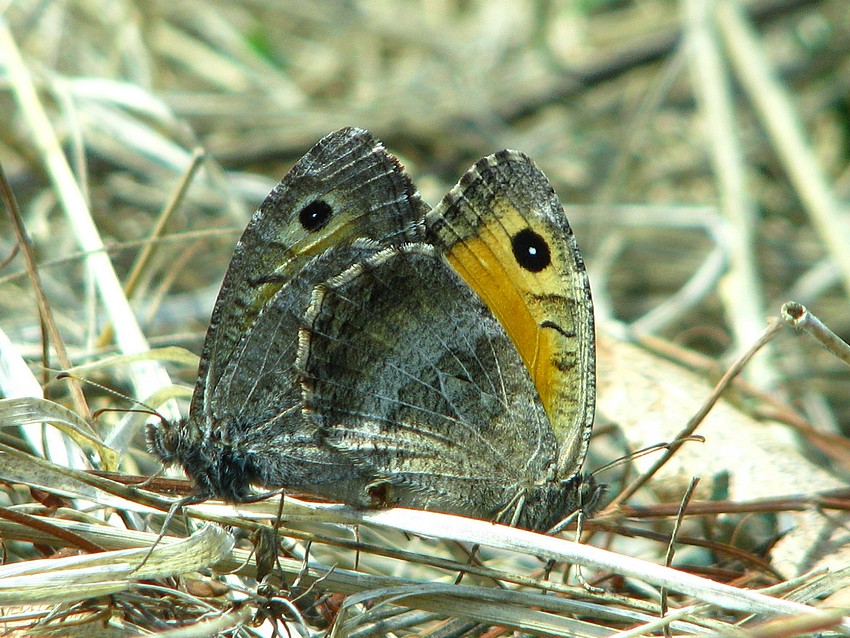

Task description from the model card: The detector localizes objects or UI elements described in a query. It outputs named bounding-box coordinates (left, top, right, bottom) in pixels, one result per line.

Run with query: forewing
left=425, top=152, right=595, bottom=480
left=194, top=128, right=427, bottom=425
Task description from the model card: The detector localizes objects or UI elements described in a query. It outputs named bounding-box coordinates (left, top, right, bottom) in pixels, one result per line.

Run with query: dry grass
left=1, top=0, right=850, bottom=636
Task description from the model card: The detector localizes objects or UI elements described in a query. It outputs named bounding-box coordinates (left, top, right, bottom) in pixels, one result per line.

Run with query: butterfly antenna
left=59, top=371, right=176, bottom=491
left=56, top=371, right=170, bottom=425
left=589, top=435, right=705, bottom=480
left=57, top=371, right=189, bottom=570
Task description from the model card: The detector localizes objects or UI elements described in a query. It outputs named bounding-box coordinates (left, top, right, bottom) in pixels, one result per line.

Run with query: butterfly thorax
left=146, top=417, right=258, bottom=502
left=513, top=473, right=603, bottom=532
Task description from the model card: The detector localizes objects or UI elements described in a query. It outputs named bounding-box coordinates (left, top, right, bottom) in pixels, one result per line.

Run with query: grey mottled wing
left=148, top=128, right=428, bottom=502
left=195, top=127, right=427, bottom=425
left=297, top=244, right=559, bottom=520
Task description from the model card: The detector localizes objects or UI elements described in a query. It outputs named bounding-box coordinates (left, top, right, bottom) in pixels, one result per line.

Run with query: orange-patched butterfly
left=147, top=128, right=599, bottom=530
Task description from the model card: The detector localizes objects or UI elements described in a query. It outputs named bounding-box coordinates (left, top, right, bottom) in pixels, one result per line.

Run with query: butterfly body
left=147, top=128, right=599, bottom=530
left=147, top=128, right=426, bottom=503
left=297, top=242, right=597, bottom=530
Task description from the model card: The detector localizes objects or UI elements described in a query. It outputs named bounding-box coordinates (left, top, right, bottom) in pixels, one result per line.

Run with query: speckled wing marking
left=146, top=127, right=428, bottom=502
left=424, top=151, right=595, bottom=480
left=297, top=243, right=580, bottom=529
left=196, top=128, right=427, bottom=421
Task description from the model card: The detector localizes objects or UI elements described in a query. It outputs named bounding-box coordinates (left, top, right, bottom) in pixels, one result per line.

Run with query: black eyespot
left=299, top=200, right=333, bottom=231
left=511, top=228, right=550, bottom=272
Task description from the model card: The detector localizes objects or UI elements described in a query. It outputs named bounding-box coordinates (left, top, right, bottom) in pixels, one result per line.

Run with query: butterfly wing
left=196, top=128, right=427, bottom=420
left=425, top=151, right=595, bottom=481
left=149, top=128, right=428, bottom=501
left=297, top=244, right=560, bottom=521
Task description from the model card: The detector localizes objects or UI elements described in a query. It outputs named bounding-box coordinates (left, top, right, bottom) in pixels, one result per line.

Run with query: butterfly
left=147, top=128, right=599, bottom=531
left=147, top=128, right=427, bottom=504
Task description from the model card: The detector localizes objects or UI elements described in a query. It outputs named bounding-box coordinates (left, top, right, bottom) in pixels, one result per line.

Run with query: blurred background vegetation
left=2, top=0, right=850, bottom=635
left=3, top=0, right=849, bottom=406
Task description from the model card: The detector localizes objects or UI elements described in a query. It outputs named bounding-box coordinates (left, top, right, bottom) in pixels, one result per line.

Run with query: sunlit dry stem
left=0, top=161, right=89, bottom=415
left=781, top=301, right=850, bottom=368
left=610, top=316, right=785, bottom=507
left=661, top=477, right=700, bottom=621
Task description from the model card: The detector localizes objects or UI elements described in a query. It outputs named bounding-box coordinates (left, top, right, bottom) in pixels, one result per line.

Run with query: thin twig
left=684, top=0, right=773, bottom=385
left=782, top=301, right=850, bottom=368
left=0, top=162, right=88, bottom=416
left=661, top=477, right=700, bottom=637
left=0, top=18, right=174, bottom=408
left=97, top=147, right=207, bottom=348
left=123, top=147, right=207, bottom=301
left=717, top=0, right=850, bottom=301
left=611, top=317, right=786, bottom=505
